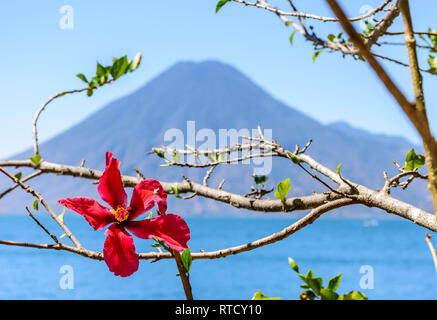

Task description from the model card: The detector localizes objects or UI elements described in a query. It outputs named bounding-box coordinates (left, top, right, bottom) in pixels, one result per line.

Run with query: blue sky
left=0, top=0, right=436, bottom=159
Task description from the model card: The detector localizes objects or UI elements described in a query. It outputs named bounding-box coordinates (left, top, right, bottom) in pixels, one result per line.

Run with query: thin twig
left=25, top=207, right=59, bottom=244
left=0, top=198, right=354, bottom=263
left=425, top=234, right=437, bottom=275
left=0, top=166, right=82, bottom=248
left=231, top=0, right=392, bottom=22
left=171, top=249, right=194, bottom=300
left=0, top=170, right=42, bottom=200
left=32, top=80, right=114, bottom=155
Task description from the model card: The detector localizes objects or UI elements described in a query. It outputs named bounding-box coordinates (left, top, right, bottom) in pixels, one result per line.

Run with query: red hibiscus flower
left=58, top=152, right=190, bottom=277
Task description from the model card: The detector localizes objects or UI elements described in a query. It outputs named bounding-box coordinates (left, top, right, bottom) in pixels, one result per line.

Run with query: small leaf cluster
left=77, top=53, right=141, bottom=97
left=252, top=174, right=269, bottom=187
left=419, top=29, right=437, bottom=74
left=288, top=258, right=368, bottom=300
left=327, top=32, right=346, bottom=44
left=154, top=148, right=227, bottom=167
left=361, top=20, right=376, bottom=38
left=205, top=151, right=226, bottom=163
left=153, top=149, right=175, bottom=167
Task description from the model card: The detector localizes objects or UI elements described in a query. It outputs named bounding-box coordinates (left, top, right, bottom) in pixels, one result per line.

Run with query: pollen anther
left=114, top=206, right=129, bottom=222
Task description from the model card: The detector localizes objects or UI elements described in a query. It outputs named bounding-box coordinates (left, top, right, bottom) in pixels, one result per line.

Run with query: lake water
left=0, top=214, right=436, bottom=300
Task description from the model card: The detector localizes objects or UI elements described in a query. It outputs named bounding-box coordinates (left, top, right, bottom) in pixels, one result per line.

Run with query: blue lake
left=0, top=214, right=436, bottom=300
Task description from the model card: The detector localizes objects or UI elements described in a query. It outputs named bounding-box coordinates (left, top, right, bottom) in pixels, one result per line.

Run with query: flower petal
left=103, top=224, right=139, bottom=277
left=58, top=197, right=115, bottom=230
left=125, top=214, right=190, bottom=251
left=129, top=179, right=168, bottom=220
left=97, top=152, right=128, bottom=209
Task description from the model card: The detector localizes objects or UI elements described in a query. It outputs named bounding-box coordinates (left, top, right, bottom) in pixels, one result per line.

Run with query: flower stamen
left=114, top=206, right=129, bottom=222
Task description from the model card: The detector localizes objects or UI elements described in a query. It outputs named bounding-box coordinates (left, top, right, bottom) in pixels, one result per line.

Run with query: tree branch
left=399, top=0, right=437, bottom=213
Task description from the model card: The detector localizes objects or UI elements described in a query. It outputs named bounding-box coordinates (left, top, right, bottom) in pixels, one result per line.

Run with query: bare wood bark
left=171, top=249, right=194, bottom=300
left=0, top=198, right=353, bottom=262
left=399, top=0, right=437, bottom=214
left=1, top=153, right=436, bottom=231
left=325, top=0, right=437, bottom=215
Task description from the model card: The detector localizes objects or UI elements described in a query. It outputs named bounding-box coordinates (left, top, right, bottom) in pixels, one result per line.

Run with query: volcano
left=0, top=61, right=430, bottom=216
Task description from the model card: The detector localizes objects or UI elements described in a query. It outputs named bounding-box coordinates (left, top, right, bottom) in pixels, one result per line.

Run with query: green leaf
left=181, top=247, right=192, bottom=273
left=327, top=273, right=342, bottom=292
left=299, top=269, right=323, bottom=295
left=14, top=172, right=23, bottom=180
left=30, top=154, right=42, bottom=166
left=404, top=148, right=426, bottom=171
left=154, top=149, right=166, bottom=159
left=111, top=55, right=129, bottom=80
left=57, top=208, right=66, bottom=223
left=288, top=257, right=299, bottom=273
left=274, top=178, right=291, bottom=202
left=428, top=55, right=437, bottom=74
left=206, top=153, right=218, bottom=163
left=312, top=49, right=323, bottom=62
left=289, top=31, right=296, bottom=45
left=306, top=269, right=314, bottom=278
left=362, top=21, right=375, bottom=37
left=306, top=277, right=323, bottom=295
left=286, top=151, right=300, bottom=164
left=336, top=163, right=342, bottom=175
left=253, top=174, right=268, bottom=186
left=86, top=88, right=93, bottom=97
left=339, top=291, right=368, bottom=300
left=33, top=199, right=39, bottom=211
left=171, top=183, right=180, bottom=198
left=327, top=34, right=336, bottom=42
left=152, top=243, right=163, bottom=248
left=251, top=291, right=281, bottom=300
left=96, top=63, right=106, bottom=77
left=320, top=288, right=340, bottom=300
left=172, top=154, right=180, bottom=163
left=216, top=0, right=231, bottom=13
left=76, top=73, right=88, bottom=83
